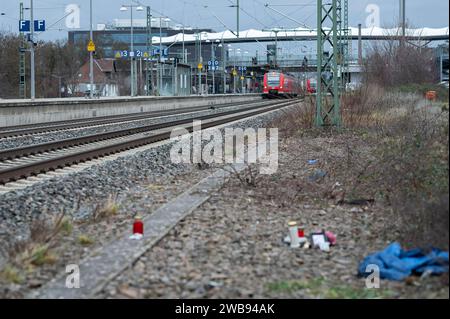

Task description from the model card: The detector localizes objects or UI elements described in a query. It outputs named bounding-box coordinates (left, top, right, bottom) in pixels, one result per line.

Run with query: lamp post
left=89, top=0, right=93, bottom=99
left=120, top=4, right=144, bottom=97
left=228, top=47, right=239, bottom=94
left=242, top=50, right=248, bottom=93
left=157, top=16, right=171, bottom=95
left=206, top=39, right=220, bottom=94
left=224, top=43, right=231, bottom=94
left=197, top=32, right=201, bottom=95
left=218, top=40, right=224, bottom=94
left=213, top=39, right=220, bottom=94
left=30, top=0, right=35, bottom=100
left=197, top=32, right=207, bottom=95
left=51, top=74, right=64, bottom=98
left=236, top=48, right=241, bottom=93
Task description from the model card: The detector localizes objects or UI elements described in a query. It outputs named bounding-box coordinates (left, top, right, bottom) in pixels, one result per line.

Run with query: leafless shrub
left=342, top=91, right=449, bottom=249
left=363, top=38, right=438, bottom=88
left=223, top=164, right=261, bottom=187
left=271, top=99, right=316, bottom=138
left=394, top=194, right=449, bottom=251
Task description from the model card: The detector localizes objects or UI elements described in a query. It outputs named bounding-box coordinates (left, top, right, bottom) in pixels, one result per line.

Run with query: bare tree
left=363, top=26, right=438, bottom=87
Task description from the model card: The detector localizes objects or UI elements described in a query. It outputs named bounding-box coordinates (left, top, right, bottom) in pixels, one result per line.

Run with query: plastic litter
left=325, top=231, right=337, bottom=246
left=319, top=242, right=330, bottom=252
left=308, top=169, right=327, bottom=182
left=358, top=242, right=449, bottom=281
left=311, top=230, right=336, bottom=251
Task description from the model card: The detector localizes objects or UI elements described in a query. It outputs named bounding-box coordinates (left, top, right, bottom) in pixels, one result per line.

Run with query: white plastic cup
left=288, top=221, right=300, bottom=248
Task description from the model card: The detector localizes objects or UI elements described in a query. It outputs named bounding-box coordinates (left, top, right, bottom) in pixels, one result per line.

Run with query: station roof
left=151, top=26, right=449, bottom=45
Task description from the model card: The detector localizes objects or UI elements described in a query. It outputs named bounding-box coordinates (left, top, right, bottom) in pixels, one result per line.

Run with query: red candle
left=133, top=217, right=144, bottom=235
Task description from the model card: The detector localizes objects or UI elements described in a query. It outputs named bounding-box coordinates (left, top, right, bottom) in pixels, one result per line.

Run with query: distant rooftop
left=94, top=19, right=196, bottom=31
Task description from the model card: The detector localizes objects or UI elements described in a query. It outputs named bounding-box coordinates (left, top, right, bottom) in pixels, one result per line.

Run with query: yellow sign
left=198, top=63, right=203, bottom=70
left=143, top=52, right=149, bottom=58
left=87, top=40, right=96, bottom=52
left=232, top=69, right=238, bottom=76
left=114, top=51, right=121, bottom=58
left=240, top=76, right=245, bottom=81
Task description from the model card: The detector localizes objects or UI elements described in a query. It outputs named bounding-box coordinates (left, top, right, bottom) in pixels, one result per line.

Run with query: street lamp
left=120, top=4, right=144, bottom=97
left=228, top=46, right=240, bottom=94
left=196, top=31, right=208, bottom=95
left=158, top=17, right=171, bottom=96
left=218, top=41, right=224, bottom=94
left=206, top=39, right=220, bottom=94
left=51, top=74, right=64, bottom=98
left=239, top=50, right=248, bottom=93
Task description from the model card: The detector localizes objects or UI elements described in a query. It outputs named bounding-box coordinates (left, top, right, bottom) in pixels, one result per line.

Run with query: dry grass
left=269, top=87, right=449, bottom=250
left=343, top=92, right=448, bottom=249
left=0, top=211, right=74, bottom=284
left=271, top=99, right=316, bottom=139
left=78, top=235, right=94, bottom=246
left=92, top=194, right=119, bottom=222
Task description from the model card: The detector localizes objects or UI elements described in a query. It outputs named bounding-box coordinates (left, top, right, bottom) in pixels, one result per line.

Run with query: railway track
left=0, top=99, right=269, bottom=138
left=0, top=99, right=298, bottom=184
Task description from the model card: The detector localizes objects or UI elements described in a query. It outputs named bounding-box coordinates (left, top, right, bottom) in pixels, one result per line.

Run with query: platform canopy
left=152, top=26, right=449, bottom=45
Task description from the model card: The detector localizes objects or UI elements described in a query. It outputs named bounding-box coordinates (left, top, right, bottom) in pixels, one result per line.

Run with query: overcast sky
left=0, top=0, right=448, bottom=41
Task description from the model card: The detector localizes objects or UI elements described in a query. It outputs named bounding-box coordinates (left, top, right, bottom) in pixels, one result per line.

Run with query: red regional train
left=262, top=70, right=302, bottom=98
left=306, top=78, right=317, bottom=94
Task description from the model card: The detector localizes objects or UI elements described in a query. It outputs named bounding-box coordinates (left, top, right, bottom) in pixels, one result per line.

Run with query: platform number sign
left=19, top=20, right=46, bottom=32
left=208, top=60, right=220, bottom=71
left=115, top=49, right=164, bottom=59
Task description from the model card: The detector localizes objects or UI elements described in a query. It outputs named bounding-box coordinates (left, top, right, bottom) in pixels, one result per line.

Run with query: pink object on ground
left=325, top=231, right=337, bottom=246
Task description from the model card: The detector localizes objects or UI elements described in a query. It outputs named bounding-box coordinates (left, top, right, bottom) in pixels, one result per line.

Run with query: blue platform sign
left=152, top=48, right=169, bottom=56
left=115, top=50, right=155, bottom=59
left=19, top=20, right=46, bottom=32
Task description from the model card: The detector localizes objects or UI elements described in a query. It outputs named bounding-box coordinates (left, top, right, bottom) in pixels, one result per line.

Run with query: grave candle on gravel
left=288, top=221, right=300, bottom=248
left=133, top=216, right=144, bottom=235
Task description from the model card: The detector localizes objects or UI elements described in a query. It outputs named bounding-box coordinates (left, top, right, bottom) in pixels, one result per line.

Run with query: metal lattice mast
left=342, top=0, right=350, bottom=85
left=19, top=2, right=26, bottom=99
left=146, top=6, right=152, bottom=95
left=316, top=0, right=341, bottom=127
left=336, top=0, right=349, bottom=87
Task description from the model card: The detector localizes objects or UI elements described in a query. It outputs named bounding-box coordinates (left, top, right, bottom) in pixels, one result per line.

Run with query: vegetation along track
left=0, top=99, right=270, bottom=138
left=0, top=99, right=300, bottom=184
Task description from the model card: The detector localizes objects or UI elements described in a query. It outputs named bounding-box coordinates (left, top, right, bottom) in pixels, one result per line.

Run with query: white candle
left=288, top=221, right=300, bottom=248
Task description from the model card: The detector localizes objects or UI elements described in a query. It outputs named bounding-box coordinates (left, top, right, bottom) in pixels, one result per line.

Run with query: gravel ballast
left=0, top=102, right=266, bottom=150
left=0, top=103, right=293, bottom=298
left=98, top=120, right=449, bottom=299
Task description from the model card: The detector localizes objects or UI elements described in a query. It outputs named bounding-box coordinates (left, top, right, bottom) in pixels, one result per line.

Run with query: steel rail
left=0, top=100, right=299, bottom=184
left=0, top=99, right=267, bottom=138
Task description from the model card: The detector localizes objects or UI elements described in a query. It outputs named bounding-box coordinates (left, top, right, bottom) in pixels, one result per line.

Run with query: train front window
left=267, top=74, right=280, bottom=86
